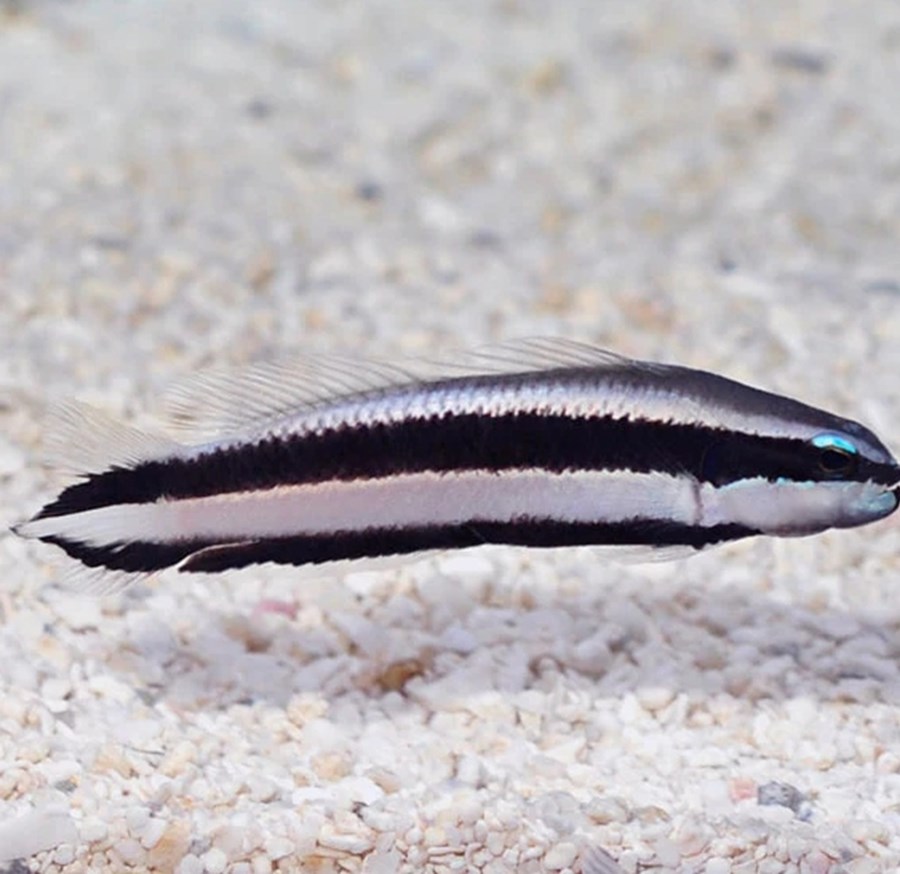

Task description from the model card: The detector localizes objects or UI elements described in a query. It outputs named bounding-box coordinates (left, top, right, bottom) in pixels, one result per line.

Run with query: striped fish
left=14, top=340, right=900, bottom=590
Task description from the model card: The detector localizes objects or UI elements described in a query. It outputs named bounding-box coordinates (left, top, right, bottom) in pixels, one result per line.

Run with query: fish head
left=797, top=427, right=899, bottom=532
left=700, top=420, right=900, bottom=537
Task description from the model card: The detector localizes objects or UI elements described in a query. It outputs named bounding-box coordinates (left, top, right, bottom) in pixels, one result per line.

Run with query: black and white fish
left=14, top=340, right=900, bottom=590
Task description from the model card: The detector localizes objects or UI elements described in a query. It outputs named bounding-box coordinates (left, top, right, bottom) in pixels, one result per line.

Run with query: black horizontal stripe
left=29, top=414, right=789, bottom=514
left=41, top=535, right=201, bottom=573
left=42, top=518, right=761, bottom=575
left=34, top=409, right=898, bottom=522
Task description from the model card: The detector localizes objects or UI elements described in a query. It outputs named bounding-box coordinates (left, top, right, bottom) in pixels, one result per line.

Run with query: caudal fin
left=14, top=401, right=187, bottom=593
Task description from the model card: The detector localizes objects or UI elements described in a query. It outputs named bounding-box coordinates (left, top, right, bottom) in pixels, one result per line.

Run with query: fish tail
left=14, top=402, right=191, bottom=591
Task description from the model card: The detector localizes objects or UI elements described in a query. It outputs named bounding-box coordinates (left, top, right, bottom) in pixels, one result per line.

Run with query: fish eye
left=812, top=433, right=859, bottom=477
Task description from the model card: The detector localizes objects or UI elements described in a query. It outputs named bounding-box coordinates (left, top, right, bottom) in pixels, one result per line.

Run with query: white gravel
left=2, top=1, right=900, bottom=872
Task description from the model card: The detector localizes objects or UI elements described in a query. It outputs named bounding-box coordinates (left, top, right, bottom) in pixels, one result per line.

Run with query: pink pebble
left=728, top=777, right=757, bottom=802
left=253, top=600, right=298, bottom=619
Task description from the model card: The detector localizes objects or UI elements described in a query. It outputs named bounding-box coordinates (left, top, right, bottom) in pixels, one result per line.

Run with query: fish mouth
left=887, top=484, right=900, bottom=515
left=878, top=462, right=900, bottom=498
left=853, top=476, right=900, bottom=521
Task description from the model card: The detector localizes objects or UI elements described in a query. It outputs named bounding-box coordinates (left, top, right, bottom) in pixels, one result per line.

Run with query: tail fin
left=14, top=401, right=185, bottom=593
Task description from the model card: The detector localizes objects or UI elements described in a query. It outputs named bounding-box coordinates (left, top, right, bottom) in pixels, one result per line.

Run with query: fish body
left=15, top=340, right=900, bottom=587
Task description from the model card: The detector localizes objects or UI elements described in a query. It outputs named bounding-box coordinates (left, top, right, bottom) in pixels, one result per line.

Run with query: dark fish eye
left=812, top=433, right=859, bottom=477
left=818, top=448, right=857, bottom=475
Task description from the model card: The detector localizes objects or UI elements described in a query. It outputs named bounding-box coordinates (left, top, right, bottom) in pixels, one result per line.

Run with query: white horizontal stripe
left=23, top=469, right=700, bottom=548
left=699, top=476, right=897, bottom=535
left=251, top=379, right=853, bottom=450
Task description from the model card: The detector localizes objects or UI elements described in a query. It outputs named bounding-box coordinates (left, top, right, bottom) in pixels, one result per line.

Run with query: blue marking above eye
left=812, top=433, right=858, bottom=455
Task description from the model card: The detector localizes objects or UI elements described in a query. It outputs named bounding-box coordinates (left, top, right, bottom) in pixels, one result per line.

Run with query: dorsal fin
left=43, top=401, right=181, bottom=475
left=162, top=338, right=654, bottom=440
left=162, top=354, right=420, bottom=439
left=422, top=337, right=646, bottom=375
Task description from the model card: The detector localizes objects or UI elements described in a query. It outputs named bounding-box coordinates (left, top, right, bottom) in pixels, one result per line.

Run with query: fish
left=13, top=339, right=900, bottom=592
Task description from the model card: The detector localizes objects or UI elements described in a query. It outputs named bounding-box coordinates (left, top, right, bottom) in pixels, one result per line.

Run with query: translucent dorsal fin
left=162, top=354, right=420, bottom=439
left=43, top=401, right=182, bottom=476
left=162, top=338, right=651, bottom=439
left=426, top=337, right=641, bottom=375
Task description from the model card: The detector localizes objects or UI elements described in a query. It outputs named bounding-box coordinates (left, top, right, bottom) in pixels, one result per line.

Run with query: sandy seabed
left=2, top=2, right=900, bottom=872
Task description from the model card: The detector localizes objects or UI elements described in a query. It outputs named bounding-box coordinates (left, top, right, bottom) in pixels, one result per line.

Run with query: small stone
left=486, top=831, right=505, bottom=855
left=848, top=819, right=890, bottom=844
left=40, top=677, right=72, bottom=702
left=337, top=776, right=384, bottom=806
left=636, top=686, right=675, bottom=713
left=757, top=781, right=806, bottom=814
left=159, top=740, right=197, bottom=777
left=361, top=848, right=402, bottom=874
left=202, top=846, right=229, bottom=874
left=244, top=249, right=276, bottom=290
left=141, top=817, right=168, bottom=850
left=56, top=597, right=103, bottom=631
left=526, top=58, right=567, bottom=95
left=635, top=805, right=670, bottom=824
left=318, top=830, right=373, bottom=853
left=544, top=841, right=577, bottom=870
left=263, top=836, right=295, bottom=860
left=114, top=838, right=145, bottom=866
left=177, top=853, right=204, bottom=874
left=53, top=844, right=76, bottom=865
left=147, top=822, right=191, bottom=871
left=19, top=740, right=49, bottom=763
left=311, top=750, right=352, bottom=781
left=438, top=625, right=478, bottom=654
left=533, top=791, right=581, bottom=834
left=88, top=674, right=135, bottom=703
left=618, top=694, right=644, bottom=724
left=705, top=860, right=730, bottom=874
left=673, top=818, right=712, bottom=857
left=93, top=744, right=135, bottom=778
left=769, top=46, right=830, bottom=74
left=354, top=180, right=383, bottom=202
left=246, top=775, right=279, bottom=803
left=586, top=797, right=629, bottom=825
left=844, top=859, right=879, bottom=874
left=569, top=632, right=612, bottom=675
left=728, top=777, right=757, bottom=802
left=376, top=658, right=428, bottom=693
left=653, top=838, right=681, bottom=868
left=456, top=755, right=483, bottom=786
left=286, top=694, right=329, bottom=726
left=81, top=819, right=108, bottom=843
left=211, top=825, right=248, bottom=858
left=876, top=751, right=900, bottom=774
left=804, top=851, right=834, bottom=874
left=126, top=806, right=151, bottom=833
left=252, top=856, right=273, bottom=874
left=367, top=768, right=402, bottom=794
left=423, top=826, right=446, bottom=847
left=0, top=437, right=25, bottom=475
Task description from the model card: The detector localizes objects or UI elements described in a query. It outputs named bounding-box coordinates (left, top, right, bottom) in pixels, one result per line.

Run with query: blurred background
left=2, top=1, right=900, bottom=402
left=2, top=2, right=900, bottom=872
